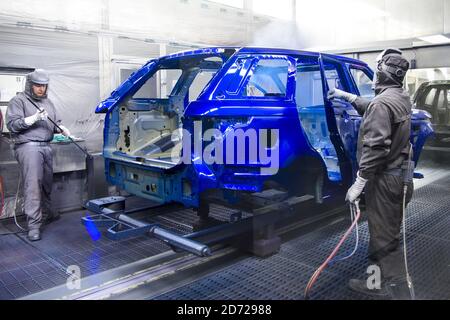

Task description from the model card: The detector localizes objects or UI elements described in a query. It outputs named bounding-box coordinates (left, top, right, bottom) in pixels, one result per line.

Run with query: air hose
left=305, top=152, right=415, bottom=299
left=402, top=146, right=415, bottom=299
left=304, top=200, right=361, bottom=299
left=0, top=171, right=27, bottom=236
left=0, top=136, right=27, bottom=235
left=0, top=176, right=4, bottom=218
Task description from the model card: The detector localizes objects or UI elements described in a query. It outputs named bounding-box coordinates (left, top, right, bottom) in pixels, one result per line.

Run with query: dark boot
left=28, top=229, right=41, bottom=242
left=349, top=279, right=389, bottom=297
left=386, top=280, right=414, bottom=300
left=42, top=210, right=60, bottom=225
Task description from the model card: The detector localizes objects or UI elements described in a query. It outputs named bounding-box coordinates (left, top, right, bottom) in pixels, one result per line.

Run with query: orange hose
left=304, top=202, right=361, bottom=299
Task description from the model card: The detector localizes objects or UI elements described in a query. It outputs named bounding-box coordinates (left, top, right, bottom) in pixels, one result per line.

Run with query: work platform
left=0, top=168, right=449, bottom=300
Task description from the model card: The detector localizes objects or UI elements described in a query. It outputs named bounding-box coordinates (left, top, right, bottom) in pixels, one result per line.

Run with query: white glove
left=24, top=110, right=48, bottom=126
left=327, top=88, right=358, bottom=103
left=59, top=125, right=71, bottom=138
left=346, top=171, right=368, bottom=203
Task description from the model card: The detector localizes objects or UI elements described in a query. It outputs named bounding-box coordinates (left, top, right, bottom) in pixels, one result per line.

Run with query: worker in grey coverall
left=6, top=69, right=71, bottom=241
left=328, top=49, right=414, bottom=300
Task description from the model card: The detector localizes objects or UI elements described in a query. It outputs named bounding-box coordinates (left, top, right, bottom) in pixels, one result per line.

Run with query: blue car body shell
left=96, top=47, right=434, bottom=208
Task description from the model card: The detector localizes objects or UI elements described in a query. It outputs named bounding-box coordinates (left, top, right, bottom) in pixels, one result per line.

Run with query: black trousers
left=365, top=173, right=414, bottom=283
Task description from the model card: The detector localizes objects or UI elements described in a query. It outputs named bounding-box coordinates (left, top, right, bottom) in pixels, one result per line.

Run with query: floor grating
left=0, top=198, right=255, bottom=299
left=154, top=175, right=450, bottom=300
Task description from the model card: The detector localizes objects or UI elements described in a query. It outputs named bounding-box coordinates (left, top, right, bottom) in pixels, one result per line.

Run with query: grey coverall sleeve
left=358, top=102, right=392, bottom=180
left=351, top=97, right=372, bottom=116
left=6, top=97, right=31, bottom=133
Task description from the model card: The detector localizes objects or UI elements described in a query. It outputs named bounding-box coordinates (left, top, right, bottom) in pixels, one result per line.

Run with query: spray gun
left=25, top=97, right=92, bottom=160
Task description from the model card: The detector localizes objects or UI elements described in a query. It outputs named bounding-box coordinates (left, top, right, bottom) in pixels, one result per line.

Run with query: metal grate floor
left=155, top=175, right=450, bottom=300
left=0, top=198, right=243, bottom=300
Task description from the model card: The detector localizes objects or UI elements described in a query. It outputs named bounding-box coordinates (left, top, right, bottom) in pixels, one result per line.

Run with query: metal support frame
left=82, top=196, right=212, bottom=257
left=82, top=196, right=156, bottom=240
left=82, top=194, right=317, bottom=258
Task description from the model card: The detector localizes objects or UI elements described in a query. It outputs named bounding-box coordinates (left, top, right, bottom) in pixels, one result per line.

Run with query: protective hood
left=24, top=69, right=49, bottom=100
left=374, top=53, right=410, bottom=96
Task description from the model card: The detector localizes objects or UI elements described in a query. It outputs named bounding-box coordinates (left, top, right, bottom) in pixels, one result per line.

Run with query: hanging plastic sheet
left=0, top=26, right=104, bottom=151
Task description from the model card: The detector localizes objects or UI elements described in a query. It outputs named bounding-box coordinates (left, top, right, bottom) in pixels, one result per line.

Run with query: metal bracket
left=82, top=196, right=211, bottom=256
left=82, top=196, right=156, bottom=240
left=229, top=210, right=243, bottom=223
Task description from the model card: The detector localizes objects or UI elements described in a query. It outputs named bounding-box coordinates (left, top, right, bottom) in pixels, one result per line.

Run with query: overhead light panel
left=418, top=34, right=450, bottom=44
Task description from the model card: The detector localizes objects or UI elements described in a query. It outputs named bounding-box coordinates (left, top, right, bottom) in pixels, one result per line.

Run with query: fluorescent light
left=418, top=35, right=450, bottom=44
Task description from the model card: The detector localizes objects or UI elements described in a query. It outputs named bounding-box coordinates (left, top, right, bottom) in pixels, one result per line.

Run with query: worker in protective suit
left=328, top=49, right=414, bottom=300
left=6, top=69, right=71, bottom=241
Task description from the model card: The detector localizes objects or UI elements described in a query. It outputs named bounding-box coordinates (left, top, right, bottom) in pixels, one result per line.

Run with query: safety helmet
left=28, top=69, right=50, bottom=85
